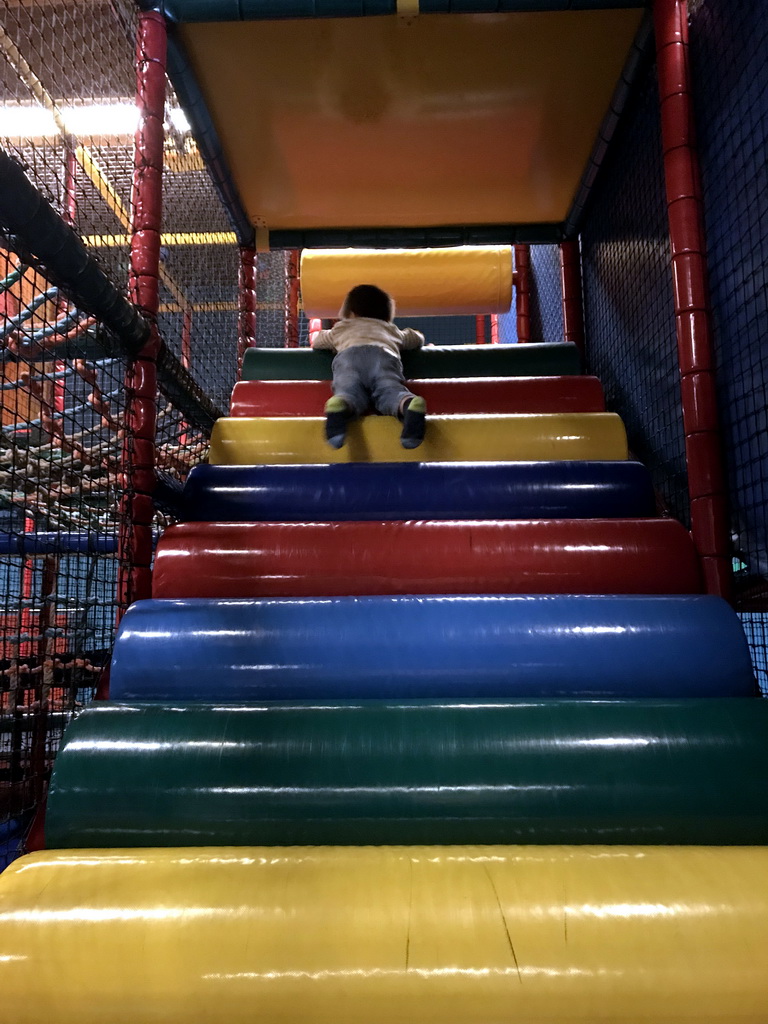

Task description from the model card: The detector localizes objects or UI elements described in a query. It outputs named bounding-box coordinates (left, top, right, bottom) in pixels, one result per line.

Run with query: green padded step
left=47, top=698, right=768, bottom=847
left=241, top=342, right=583, bottom=381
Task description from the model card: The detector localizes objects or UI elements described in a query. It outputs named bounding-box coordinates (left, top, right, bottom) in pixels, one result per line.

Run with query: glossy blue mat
left=110, top=595, right=755, bottom=701
left=181, top=461, right=656, bottom=522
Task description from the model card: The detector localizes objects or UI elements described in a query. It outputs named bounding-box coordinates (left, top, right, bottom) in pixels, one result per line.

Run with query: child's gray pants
left=331, top=345, right=416, bottom=418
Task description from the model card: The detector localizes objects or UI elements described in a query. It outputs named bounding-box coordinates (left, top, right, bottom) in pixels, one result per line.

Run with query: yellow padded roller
left=2, top=846, right=768, bottom=1024
left=300, top=246, right=513, bottom=317
left=208, top=413, right=628, bottom=465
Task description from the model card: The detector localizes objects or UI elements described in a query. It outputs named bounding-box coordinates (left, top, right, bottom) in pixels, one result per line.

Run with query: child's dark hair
left=340, top=284, right=395, bottom=322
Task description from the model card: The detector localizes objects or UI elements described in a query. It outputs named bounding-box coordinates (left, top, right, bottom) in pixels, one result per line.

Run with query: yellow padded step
left=2, top=846, right=768, bottom=1024
left=208, top=413, right=628, bottom=465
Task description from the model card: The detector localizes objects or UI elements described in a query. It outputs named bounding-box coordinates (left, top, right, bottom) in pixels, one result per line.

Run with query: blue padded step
left=180, top=461, right=656, bottom=522
left=110, top=595, right=755, bottom=702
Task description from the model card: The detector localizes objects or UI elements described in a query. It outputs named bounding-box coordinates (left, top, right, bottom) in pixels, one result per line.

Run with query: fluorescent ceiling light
left=0, top=101, right=192, bottom=139
left=168, top=107, right=191, bottom=133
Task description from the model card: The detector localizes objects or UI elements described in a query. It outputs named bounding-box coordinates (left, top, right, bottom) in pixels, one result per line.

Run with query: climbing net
left=0, top=0, right=230, bottom=863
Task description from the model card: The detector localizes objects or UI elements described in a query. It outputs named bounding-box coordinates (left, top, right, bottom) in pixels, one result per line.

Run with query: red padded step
left=229, top=376, right=605, bottom=416
left=153, top=519, right=702, bottom=599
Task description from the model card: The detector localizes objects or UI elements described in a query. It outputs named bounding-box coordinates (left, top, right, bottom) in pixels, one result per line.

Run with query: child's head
left=340, top=284, right=395, bottom=322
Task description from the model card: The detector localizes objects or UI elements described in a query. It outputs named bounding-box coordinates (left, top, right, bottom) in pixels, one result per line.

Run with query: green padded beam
left=241, top=342, right=583, bottom=381
left=142, top=2, right=645, bottom=23
left=46, top=699, right=768, bottom=848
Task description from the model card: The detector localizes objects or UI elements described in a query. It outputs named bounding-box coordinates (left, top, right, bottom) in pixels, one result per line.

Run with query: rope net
left=0, top=0, right=228, bottom=865
left=580, top=0, right=767, bottom=691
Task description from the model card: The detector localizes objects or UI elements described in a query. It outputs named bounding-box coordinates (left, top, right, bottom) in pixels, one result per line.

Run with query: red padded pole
left=560, top=239, right=585, bottom=353
left=285, top=249, right=300, bottom=348
left=118, top=8, right=165, bottom=624
left=490, top=314, right=499, bottom=344
left=654, top=0, right=730, bottom=599
left=475, top=315, right=486, bottom=344
left=514, top=244, right=531, bottom=342
left=238, top=245, right=257, bottom=376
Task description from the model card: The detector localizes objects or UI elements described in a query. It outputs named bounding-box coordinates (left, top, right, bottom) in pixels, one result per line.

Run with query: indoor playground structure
left=0, top=1, right=767, bottom=1022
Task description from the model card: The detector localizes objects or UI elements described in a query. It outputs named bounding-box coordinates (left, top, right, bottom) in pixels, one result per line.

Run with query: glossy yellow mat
left=2, top=846, right=767, bottom=1024
left=208, top=413, right=628, bottom=465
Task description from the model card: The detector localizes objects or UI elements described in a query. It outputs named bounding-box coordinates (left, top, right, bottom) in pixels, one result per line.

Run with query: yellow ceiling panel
left=180, top=10, right=643, bottom=232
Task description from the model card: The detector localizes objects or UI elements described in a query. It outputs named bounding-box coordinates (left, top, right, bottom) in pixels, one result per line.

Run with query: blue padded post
left=110, top=595, right=756, bottom=701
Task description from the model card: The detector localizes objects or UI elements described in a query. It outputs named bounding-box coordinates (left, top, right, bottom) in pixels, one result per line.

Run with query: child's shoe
left=324, top=396, right=351, bottom=449
left=400, top=396, right=427, bottom=449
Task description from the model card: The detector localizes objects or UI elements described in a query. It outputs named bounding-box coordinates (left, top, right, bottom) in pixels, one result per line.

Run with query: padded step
left=180, top=461, right=657, bottom=522
left=46, top=698, right=768, bottom=848
left=153, top=519, right=702, bottom=598
left=230, top=376, right=606, bottom=416
left=208, top=413, right=628, bottom=465
left=4, top=846, right=768, bottom=1024
left=240, top=342, right=583, bottom=380
left=109, top=595, right=755, bottom=701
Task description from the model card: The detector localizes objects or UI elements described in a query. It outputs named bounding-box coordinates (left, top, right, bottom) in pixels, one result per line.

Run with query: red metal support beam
left=285, top=249, right=300, bottom=348
left=237, top=245, right=257, bottom=376
left=514, top=244, right=531, bottom=343
left=560, top=239, right=585, bottom=353
left=654, top=0, right=731, bottom=599
left=118, top=8, right=165, bottom=625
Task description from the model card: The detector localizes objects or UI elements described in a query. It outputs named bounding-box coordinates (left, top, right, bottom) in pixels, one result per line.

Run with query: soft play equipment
left=229, top=376, right=607, bottom=417
left=300, top=246, right=513, bottom=317
left=240, top=342, right=583, bottom=380
left=46, top=698, right=768, bottom=847
left=180, top=461, right=658, bottom=521
left=109, top=595, right=755, bottom=702
left=3, top=224, right=764, bottom=1024
left=153, top=519, right=702, bottom=598
left=2, top=846, right=767, bottom=1024
left=207, top=412, right=628, bottom=465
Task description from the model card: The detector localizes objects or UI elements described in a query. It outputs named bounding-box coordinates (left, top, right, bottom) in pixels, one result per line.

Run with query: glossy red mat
left=229, top=376, right=605, bottom=416
left=153, top=518, right=702, bottom=598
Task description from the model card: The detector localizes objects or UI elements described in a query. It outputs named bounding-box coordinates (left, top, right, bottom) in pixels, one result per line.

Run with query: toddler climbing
left=311, top=284, right=427, bottom=450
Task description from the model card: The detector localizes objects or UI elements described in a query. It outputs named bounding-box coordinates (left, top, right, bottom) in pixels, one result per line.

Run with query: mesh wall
left=688, top=0, right=768, bottom=680
left=497, top=311, right=518, bottom=344
left=580, top=64, right=689, bottom=524
left=395, top=316, right=485, bottom=345
left=529, top=245, right=563, bottom=344
left=581, top=0, right=767, bottom=691
left=0, top=0, right=229, bottom=865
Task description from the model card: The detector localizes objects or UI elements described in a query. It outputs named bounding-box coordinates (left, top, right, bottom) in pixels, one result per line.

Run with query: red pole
left=237, top=245, right=257, bottom=376
left=654, top=0, right=730, bottom=599
left=474, top=315, right=486, bottom=345
left=179, top=309, right=192, bottom=445
left=559, top=239, right=585, bottom=353
left=514, top=244, right=531, bottom=343
left=285, top=249, right=300, bottom=348
left=118, top=8, right=165, bottom=627
left=490, top=314, right=499, bottom=345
